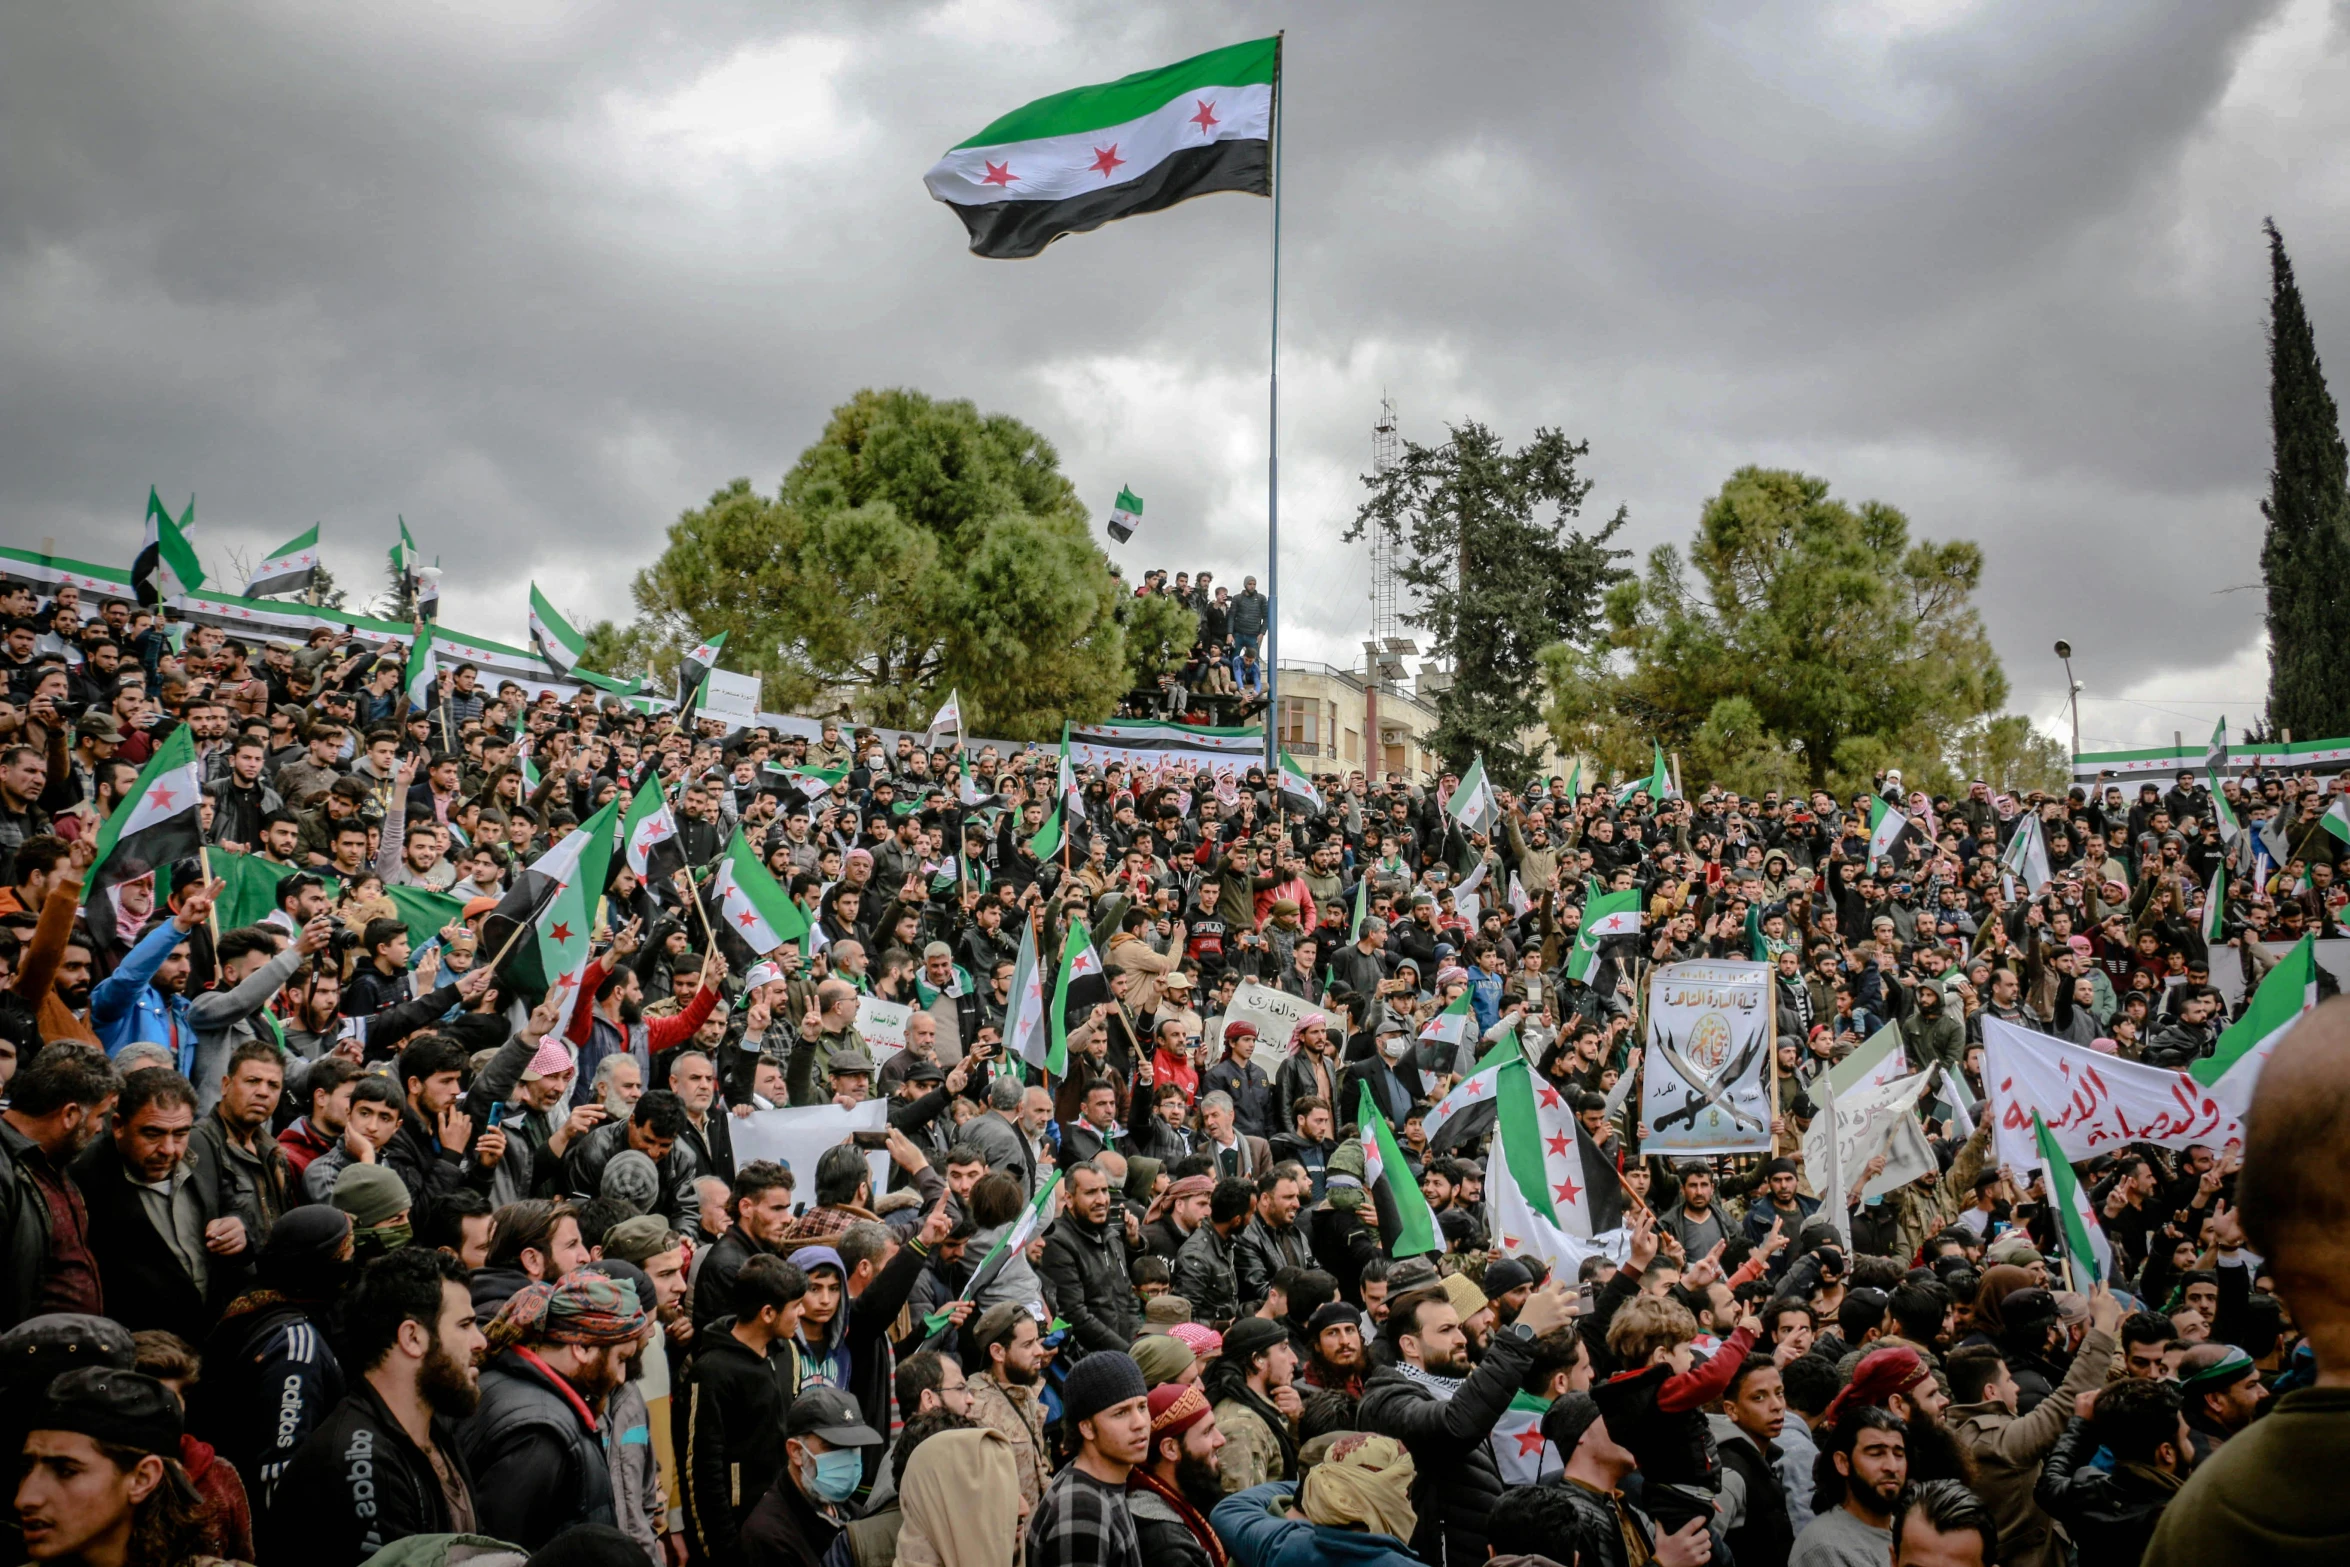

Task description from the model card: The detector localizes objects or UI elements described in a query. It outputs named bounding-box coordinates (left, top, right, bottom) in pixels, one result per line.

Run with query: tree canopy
left=616, top=388, right=1189, bottom=737
left=1543, top=465, right=2024, bottom=796
left=1347, top=421, right=1627, bottom=779
left=2260, top=219, right=2350, bottom=740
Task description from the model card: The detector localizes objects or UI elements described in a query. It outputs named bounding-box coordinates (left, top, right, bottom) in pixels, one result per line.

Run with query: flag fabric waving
left=1446, top=756, right=1497, bottom=838
left=1106, top=487, right=1145, bottom=544
left=2321, top=795, right=2350, bottom=849
left=1999, top=812, right=2053, bottom=894
left=132, top=488, right=204, bottom=606
left=710, top=830, right=810, bottom=956
left=1418, top=991, right=1474, bottom=1052
left=2200, top=862, right=2226, bottom=946
left=1047, top=922, right=1106, bottom=1076
left=1424, top=1034, right=1524, bottom=1152
left=2195, top=933, right=2318, bottom=1112
left=403, top=623, right=441, bottom=714
left=1866, top=795, right=1915, bottom=871
left=1347, top=875, right=1369, bottom=943
left=924, top=691, right=963, bottom=749
left=1358, top=1084, right=1439, bottom=1258
left=1490, top=1393, right=1563, bottom=1487
left=2210, top=780, right=2240, bottom=844
left=1277, top=750, right=1323, bottom=817
left=1494, top=1057, right=1627, bottom=1240
left=924, top=1172, right=1062, bottom=1333
left=1566, top=886, right=1642, bottom=984
left=1614, top=743, right=1672, bottom=806
left=1027, top=801, right=1067, bottom=862
left=923, top=37, right=1277, bottom=261
left=676, top=634, right=727, bottom=715
left=242, top=524, right=320, bottom=599
left=2204, top=715, right=2229, bottom=772
left=1001, top=920, right=1051, bottom=1075
left=83, top=725, right=205, bottom=951
left=485, top=796, right=618, bottom=1033
left=2033, top=1110, right=2113, bottom=1288
left=621, top=776, right=686, bottom=886
left=528, top=583, right=588, bottom=674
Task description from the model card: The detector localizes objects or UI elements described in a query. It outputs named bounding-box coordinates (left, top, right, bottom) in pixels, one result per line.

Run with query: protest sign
left=699, top=667, right=762, bottom=725
left=1804, top=1065, right=1938, bottom=1203
left=1209, top=979, right=1306, bottom=1070
left=729, top=1097, right=890, bottom=1209
left=1640, top=960, right=1774, bottom=1155
left=854, top=996, right=911, bottom=1065
left=1982, top=1016, right=2241, bottom=1173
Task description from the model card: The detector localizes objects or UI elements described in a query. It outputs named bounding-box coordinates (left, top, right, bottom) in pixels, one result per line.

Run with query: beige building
left=1276, top=660, right=1582, bottom=789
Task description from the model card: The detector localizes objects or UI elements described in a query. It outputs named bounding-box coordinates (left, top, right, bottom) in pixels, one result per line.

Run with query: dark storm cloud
left=3, top=0, right=2340, bottom=743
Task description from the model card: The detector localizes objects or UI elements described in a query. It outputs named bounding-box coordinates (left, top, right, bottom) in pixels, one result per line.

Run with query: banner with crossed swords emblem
left=1640, top=959, right=1775, bottom=1155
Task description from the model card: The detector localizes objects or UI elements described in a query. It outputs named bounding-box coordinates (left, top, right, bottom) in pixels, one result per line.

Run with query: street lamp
left=2054, top=640, right=2080, bottom=759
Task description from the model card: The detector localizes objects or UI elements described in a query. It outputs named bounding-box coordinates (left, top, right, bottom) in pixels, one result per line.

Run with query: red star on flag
left=1502, top=1233, right=1520, bottom=1251
left=980, top=161, right=1016, bottom=186
left=549, top=922, right=573, bottom=944
left=145, top=783, right=178, bottom=810
left=1190, top=99, right=1219, bottom=134
left=1545, top=1131, right=1570, bottom=1158
left=1465, top=1078, right=1484, bottom=1098
left=1515, top=1427, right=1549, bottom=1458
left=554, top=971, right=578, bottom=992
left=1537, top=1086, right=1564, bottom=1110
left=736, top=909, right=757, bottom=927
left=1554, top=1178, right=1582, bottom=1207
left=1088, top=144, right=1125, bottom=177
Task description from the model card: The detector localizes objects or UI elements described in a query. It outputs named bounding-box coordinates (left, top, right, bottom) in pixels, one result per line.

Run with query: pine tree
left=2261, top=218, right=2350, bottom=739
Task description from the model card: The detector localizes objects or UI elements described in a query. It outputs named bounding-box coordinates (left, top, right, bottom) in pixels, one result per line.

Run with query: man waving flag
left=622, top=776, right=686, bottom=889
left=676, top=634, right=727, bottom=715
left=709, top=830, right=811, bottom=957
left=485, top=796, right=619, bottom=1033
left=84, top=725, right=205, bottom=951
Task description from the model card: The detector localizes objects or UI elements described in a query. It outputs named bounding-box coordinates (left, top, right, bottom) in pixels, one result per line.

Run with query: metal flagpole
left=1263, top=32, right=1283, bottom=774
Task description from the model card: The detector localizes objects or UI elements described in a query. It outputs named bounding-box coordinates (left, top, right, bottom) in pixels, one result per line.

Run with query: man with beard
left=463, top=1268, right=653, bottom=1549
left=1204, top=1316, right=1302, bottom=1493
left=2037, top=1378, right=2195, bottom=1567
left=1793, top=1407, right=1908, bottom=1567
left=1127, top=1382, right=1229, bottom=1567
left=262, top=1248, right=488, bottom=1567
left=1946, top=1286, right=2121, bottom=1567
left=1825, top=1345, right=1970, bottom=1486
left=966, top=1302, right=1052, bottom=1515
left=193, top=1205, right=353, bottom=1509
left=0, top=1043, right=119, bottom=1324
left=1302, top=1299, right=1367, bottom=1397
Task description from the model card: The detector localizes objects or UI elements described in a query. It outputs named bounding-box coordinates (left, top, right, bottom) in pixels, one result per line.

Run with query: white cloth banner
left=1640, top=960, right=1774, bottom=1154
left=1802, top=1067, right=1938, bottom=1203
left=1981, top=1016, right=2242, bottom=1173
left=729, top=1098, right=890, bottom=1208
left=1209, top=979, right=1304, bottom=1070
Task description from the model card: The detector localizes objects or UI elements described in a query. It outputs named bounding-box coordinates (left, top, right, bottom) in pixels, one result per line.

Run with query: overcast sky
left=7, top=0, right=2347, bottom=751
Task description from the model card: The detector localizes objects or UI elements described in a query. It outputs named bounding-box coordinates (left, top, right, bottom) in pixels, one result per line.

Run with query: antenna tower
left=1369, top=395, right=1400, bottom=648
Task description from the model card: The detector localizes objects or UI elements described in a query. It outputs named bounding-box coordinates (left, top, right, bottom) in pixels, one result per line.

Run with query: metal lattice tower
left=1369, top=394, right=1401, bottom=648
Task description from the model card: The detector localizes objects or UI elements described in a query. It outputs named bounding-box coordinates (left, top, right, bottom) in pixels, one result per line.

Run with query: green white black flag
left=243, top=524, right=320, bottom=599
left=1106, top=487, right=1143, bottom=544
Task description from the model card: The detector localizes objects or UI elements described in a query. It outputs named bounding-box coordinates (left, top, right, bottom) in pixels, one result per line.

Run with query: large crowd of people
left=0, top=570, right=2343, bottom=1567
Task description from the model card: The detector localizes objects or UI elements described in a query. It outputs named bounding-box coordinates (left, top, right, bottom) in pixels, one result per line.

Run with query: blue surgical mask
left=805, top=1448, right=862, bottom=1503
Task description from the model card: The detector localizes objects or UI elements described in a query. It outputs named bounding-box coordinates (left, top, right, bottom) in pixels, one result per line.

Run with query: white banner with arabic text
left=1982, top=1016, right=2241, bottom=1173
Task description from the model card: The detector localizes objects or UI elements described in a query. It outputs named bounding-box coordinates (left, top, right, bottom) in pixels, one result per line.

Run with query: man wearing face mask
left=1343, top=1019, right=1420, bottom=1129
left=740, top=1385, right=884, bottom=1567
left=462, top=1269, right=654, bottom=1550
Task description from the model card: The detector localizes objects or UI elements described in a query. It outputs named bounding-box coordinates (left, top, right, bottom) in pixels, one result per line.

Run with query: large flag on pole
left=2032, top=1110, right=2113, bottom=1288
left=675, top=634, right=727, bottom=716
left=528, top=583, right=588, bottom=674
left=2204, top=715, right=2229, bottom=772
left=1493, top=1057, right=1627, bottom=1241
left=2194, top=933, right=2318, bottom=1112
left=485, top=796, right=618, bottom=1033
left=131, top=488, right=204, bottom=606
left=1566, top=885, right=1642, bottom=984
left=1358, top=1085, right=1439, bottom=1257
left=1999, top=812, right=2052, bottom=894
left=1424, top=1034, right=1524, bottom=1152
left=242, top=524, right=320, bottom=599
left=621, top=776, right=686, bottom=887
left=923, top=37, right=1277, bottom=261
left=1046, top=922, right=1106, bottom=1076
left=1446, top=755, right=1497, bottom=838
left=1866, top=795, right=1916, bottom=871
left=1001, top=921, right=1050, bottom=1075
left=924, top=691, right=963, bottom=750
left=83, top=725, right=205, bottom=951
left=710, top=830, right=811, bottom=955
left=1105, top=487, right=1145, bottom=544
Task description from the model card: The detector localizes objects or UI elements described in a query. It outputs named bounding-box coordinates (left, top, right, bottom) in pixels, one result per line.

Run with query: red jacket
left=563, top=957, right=719, bottom=1052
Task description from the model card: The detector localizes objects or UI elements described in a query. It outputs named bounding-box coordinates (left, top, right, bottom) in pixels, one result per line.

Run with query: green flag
left=2033, top=1110, right=2112, bottom=1287
left=1028, top=801, right=1065, bottom=861
left=924, top=1172, right=1063, bottom=1332
left=1358, top=1084, right=1439, bottom=1257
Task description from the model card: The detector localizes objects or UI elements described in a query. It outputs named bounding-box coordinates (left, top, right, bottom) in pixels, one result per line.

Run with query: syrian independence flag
left=2195, top=933, right=2318, bottom=1113
left=389, top=516, right=417, bottom=578
left=1866, top=794, right=1917, bottom=871
left=1055, top=728, right=1087, bottom=819
left=131, top=488, right=204, bottom=607
left=2321, top=795, right=2350, bottom=849
left=1358, top=1083, right=1439, bottom=1258
left=2201, top=862, right=2227, bottom=945
left=924, top=1172, right=1062, bottom=1334
left=1001, top=920, right=1051, bottom=1075
left=1425, top=1033, right=1523, bottom=1153
left=923, top=36, right=1275, bottom=261
left=2033, top=1110, right=2113, bottom=1288
left=621, top=776, right=687, bottom=886
left=2205, top=715, right=2229, bottom=772
left=710, top=829, right=811, bottom=957
left=404, top=623, right=441, bottom=712
left=1490, top=1393, right=1563, bottom=1487
left=1497, top=1057, right=1626, bottom=1240
left=676, top=634, right=727, bottom=715
left=1278, top=750, right=1323, bottom=817
left=243, top=524, right=320, bottom=599
left=1348, top=875, right=1369, bottom=942
left=83, top=725, right=205, bottom=950
left=529, top=583, right=587, bottom=674
left=924, top=690, right=963, bottom=749
left=1047, top=921, right=1107, bottom=1075
left=1419, top=991, right=1474, bottom=1052
left=1446, top=755, right=1497, bottom=838
left=1028, top=800, right=1067, bottom=861
left=2210, top=780, right=2241, bottom=844
left=1566, top=885, right=1642, bottom=984
left=770, top=762, right=848, bottom=801
left=485, top=796, right=618, bottom=1031
left=956, top=753, right=992, bottom=807
left=1105, top=487, right=1144, bottom=544
left=1614, top=742, right=1672, bottom=806
left=1999, top=812, right=2052, bottom=894
left=1508, top=872, right=1533, bottom=918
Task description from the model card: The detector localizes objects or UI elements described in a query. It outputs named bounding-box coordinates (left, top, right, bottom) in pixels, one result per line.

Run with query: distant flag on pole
left=529, top=583, right=587, bottom=675
left=2201, top=862, right=2227, bottom=946
left=1105, top=487, right=1145, bottom=544
left=2033, top=1110, right=2112, bottom=1288
left=403, top=624, right=441, bottom=713
left=2205, top=715, right=2229, bottom=772
left=1446, top=755, right=1497, bottom=837
left=1278, top=750, right=1323, bottom=817
left=676, top=634, right=727, bottom=716
left=131, top=487, right=204, bottom=606
left=243, top=524, right=320, bottom=599
left=924, top=690, right=964, bottom=750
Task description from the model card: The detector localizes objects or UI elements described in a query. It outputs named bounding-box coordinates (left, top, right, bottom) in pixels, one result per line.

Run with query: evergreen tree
left=1347, top=421, right=1628, bottom=778
left=2261, top=218, right=2350, bottom=739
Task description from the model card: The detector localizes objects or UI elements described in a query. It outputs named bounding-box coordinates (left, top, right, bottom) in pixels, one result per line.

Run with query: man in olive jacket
left=1946, top=1289, right=2120, bottom=1567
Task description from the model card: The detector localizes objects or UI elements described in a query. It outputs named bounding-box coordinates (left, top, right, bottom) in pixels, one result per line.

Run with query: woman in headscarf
left=896, top=1426, right=1023, bottom=1567
left=1207, top=1431, right=1421, bottom=1567
left=1959, top=1263, right=2037, bottom=1349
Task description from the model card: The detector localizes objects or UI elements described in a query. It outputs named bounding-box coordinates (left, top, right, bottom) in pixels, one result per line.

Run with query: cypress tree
left=2261, top=218, right=2350, bottom=739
